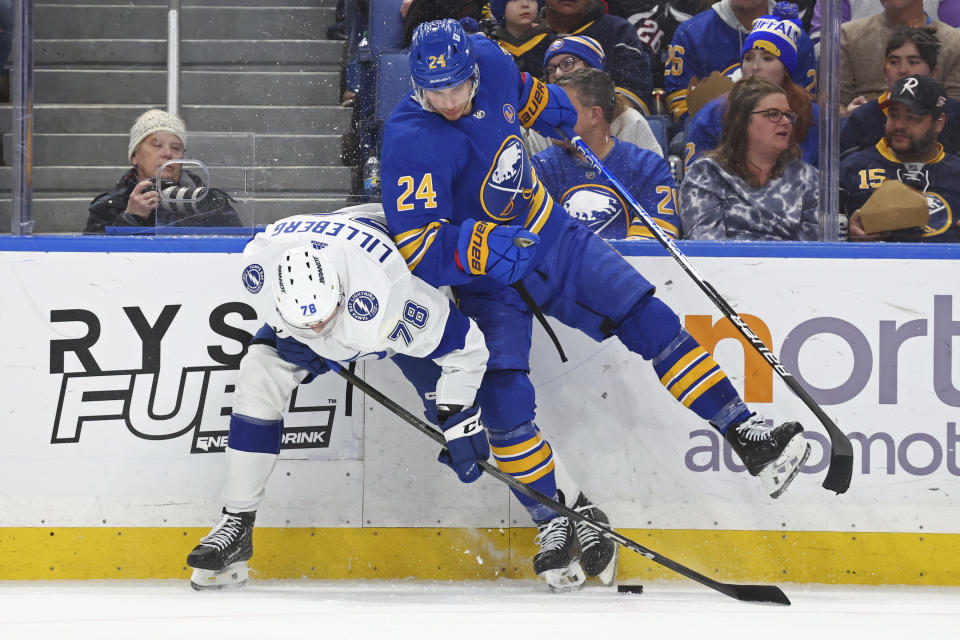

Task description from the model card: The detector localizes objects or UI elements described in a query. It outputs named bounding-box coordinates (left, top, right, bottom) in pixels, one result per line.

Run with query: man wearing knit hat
left=85, top=109, right=240, bottom=233
left=525, top=35, right=664, bottom=157
left=665, top=0, right=816, bottom=123
left=485, top=0, right=554, bottom=77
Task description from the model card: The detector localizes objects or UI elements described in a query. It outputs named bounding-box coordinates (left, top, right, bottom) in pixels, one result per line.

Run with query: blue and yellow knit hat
left=543, top=35, right=605, bottom=72
left=741, top=2, right=803, bottom=76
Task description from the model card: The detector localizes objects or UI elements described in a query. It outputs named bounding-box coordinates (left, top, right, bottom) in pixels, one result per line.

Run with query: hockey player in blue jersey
left=531, top=67, right=680, bottom=239
left=381, top=19, right=811, bottom=591
left=665, top=0, right=816, bottom=122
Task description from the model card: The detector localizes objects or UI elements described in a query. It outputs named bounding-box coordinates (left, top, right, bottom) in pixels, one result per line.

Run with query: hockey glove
left=456, top=219, right=539, bottom=285
left=517, top=73, right=578, bottom=141
left=436, top=404, right=488, bottom=483
left=274, top=335, right=331, bottom=380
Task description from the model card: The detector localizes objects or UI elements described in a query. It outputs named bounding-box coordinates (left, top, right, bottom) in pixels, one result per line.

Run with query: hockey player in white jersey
left=186, top=207, right=491, bottom=590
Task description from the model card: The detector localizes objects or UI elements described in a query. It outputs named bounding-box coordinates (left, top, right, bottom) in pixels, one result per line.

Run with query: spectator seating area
left=0, top=0, right=355, bottom=233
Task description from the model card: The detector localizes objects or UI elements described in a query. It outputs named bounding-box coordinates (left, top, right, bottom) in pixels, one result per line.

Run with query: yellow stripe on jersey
left=659, top=346, right=708, bottom=388
left=498, top=33, right=549, bottom=57
left=395, top=221, right=445, bottom=270
left=679, top=369, right=728, bottom=408
left=615, top=87, right=649, bottom=116
left=522, top=182, right=552, bottom=235
left=628, top=218, right=679, bottom=239
left=667, top=89, right=688, bottom=120
left=493, top=442, right=553, bottom=475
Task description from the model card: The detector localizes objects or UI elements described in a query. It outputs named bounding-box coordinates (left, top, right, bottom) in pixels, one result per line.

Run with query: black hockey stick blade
left=330, top=364, right=791, bottom=606
left=570, top=136, right=854, bottom=495
left=723, top=584, right=791, bottom=606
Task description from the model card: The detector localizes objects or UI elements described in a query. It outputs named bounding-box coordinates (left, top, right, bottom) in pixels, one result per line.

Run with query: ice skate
left=571, top=492, right=619, bottom=586
left=725, top=414, right=811, bottom=499
left=533, top=515, right=585, bottom=592
left=186, top=509, right=255, bottom=591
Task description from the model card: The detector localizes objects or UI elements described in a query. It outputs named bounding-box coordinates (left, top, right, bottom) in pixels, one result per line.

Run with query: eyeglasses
left=545, top=56, right=581, bottom=79
left=750, top=108, right=798, bottom=124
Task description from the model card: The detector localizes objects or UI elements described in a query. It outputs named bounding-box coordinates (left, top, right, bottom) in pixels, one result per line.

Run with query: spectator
left=525, top=36, right=663, bottom=156
left=541, top=0, right=655, bottom=113
left=685, top=6, right=819, bottom=170
left=842, top=26, right=960, bottom=155
left=679, top=76, right=819, bottom=241
left=840, top=0, right=960, bottom=112
left=531, top=68, right=681, bottom=239
left=485, top=0, right=555, bottom=77
left=402, top=0, right=485, bottom=46
left=86, top=109, right=241, bottom=234
left=810, top=0, right=945, bottom=54
left=602, top=0, right=711, bottom=87
left=665, top=1, right=817, bottom=123
left=841, top=74, right=960, bottom=242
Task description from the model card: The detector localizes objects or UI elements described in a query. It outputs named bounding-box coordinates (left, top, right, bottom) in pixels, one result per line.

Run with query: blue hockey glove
left=456, top=219, right=539, bottom=284
left=274, top=335, right=331, bottom=379
left=517, top=73, right=578, bottom=141
left=436, top=404, right=488, bottom=483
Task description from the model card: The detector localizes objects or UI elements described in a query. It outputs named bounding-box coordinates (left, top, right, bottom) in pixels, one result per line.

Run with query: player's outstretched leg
left=725, top=414, right=811, bottom=499
left=533, top=515, right=585, bottom=592
left=567, top=491, right=618, bottom=585
left=186, top=509, right=256, bottom=591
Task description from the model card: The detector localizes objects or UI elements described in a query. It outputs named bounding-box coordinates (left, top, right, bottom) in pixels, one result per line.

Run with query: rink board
left=1, top=237, right=959, bottom=583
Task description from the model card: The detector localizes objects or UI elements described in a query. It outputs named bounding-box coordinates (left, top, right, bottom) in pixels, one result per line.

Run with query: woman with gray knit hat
left=85, top=109, right=240, bottom=233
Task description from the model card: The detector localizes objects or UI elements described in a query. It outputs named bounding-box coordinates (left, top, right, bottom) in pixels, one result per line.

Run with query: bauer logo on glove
left=456, top=219, right=539, bottom=284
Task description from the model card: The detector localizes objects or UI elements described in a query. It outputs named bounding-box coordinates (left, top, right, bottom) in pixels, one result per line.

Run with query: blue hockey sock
left=488, top=422, right=558, bottom=522
left=652, top=330, right=750, bottom=432
left=227, top=413, right=283, bottom=454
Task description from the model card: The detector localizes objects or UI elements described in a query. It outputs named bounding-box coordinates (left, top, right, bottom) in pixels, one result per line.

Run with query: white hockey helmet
left=272, top=245, right=344, bottom=339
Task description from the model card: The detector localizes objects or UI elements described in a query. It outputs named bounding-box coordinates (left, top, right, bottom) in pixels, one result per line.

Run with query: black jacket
left=85, top=168, right=242, bottom=234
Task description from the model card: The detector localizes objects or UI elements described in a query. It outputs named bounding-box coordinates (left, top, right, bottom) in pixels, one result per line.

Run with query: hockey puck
left=616, top=584, right=644, bottom=594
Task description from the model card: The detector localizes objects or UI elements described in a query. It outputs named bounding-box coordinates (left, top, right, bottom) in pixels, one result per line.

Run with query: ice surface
left=0, top=580, right=957, bottom=639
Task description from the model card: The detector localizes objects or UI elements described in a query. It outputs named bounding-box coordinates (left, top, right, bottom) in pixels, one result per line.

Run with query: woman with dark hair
left=684, top=4, right=819, bottom=171
left=678, top=76, right=820, bottom=241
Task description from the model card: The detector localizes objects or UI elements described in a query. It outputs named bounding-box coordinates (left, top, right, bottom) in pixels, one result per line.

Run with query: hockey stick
left=328, top=361, right=790, bottom=606
left=569, top=136, right=853, bottom=495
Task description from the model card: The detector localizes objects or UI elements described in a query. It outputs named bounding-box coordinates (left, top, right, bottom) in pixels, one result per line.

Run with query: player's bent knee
left=477, top=369, right=535, bottom=430
left=232, top=344, right=300, bottom=420
left=618, top=294, right=682, bottom=360
left=227, top=413, right=283, bottom=455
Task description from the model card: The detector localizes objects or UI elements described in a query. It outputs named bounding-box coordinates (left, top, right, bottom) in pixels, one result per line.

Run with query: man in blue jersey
left=665, top=0, right=817, bottom=122
left=532, top=67, right=681, bottom=239
left=841, top=74, right=960, bottom=242
left=381, top=19, right=811, bottom=591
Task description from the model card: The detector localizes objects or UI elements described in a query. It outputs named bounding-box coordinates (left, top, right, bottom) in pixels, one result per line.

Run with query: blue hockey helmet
left=409, top=19, right=479, bottom=99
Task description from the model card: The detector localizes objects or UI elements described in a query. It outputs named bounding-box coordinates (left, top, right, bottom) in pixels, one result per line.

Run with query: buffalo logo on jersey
left=481, top=136, right=535, bottom=221
left=921, top=192, right=953, bottom=236
left=348, top=291, right=380, bottom=321
left=241, top=263, right=265, bottom=294
left=559, top=185, right=626, bottom=231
